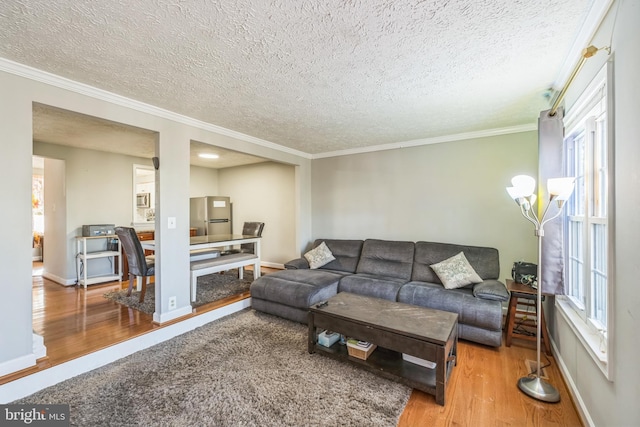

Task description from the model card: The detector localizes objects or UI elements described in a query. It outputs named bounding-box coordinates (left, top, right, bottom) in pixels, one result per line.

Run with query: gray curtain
left=538, top=108, right=566, bottom=295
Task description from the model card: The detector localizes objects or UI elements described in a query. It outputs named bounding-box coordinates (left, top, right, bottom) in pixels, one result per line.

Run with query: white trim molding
left=0, top=354, right=36, bottom=379
left=552, top=0, right=615, bottom=90
left=551, top=335, right=595, bottom=427
left=0, top=58, right=311, bottom=160
left=42, top=272, right=76, bottom=286
left=313, top=123, right=538, bottom=159
left=2, top=57, right=538, bottom=161
left=556, top=297, right=611, bottom=379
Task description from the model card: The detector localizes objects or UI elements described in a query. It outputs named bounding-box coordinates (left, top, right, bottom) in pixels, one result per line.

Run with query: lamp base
left=517, top=376, right=561, bottom=403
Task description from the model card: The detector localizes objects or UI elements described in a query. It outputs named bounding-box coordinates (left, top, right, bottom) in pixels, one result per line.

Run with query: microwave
left=136, top=192, right=150, bottom=208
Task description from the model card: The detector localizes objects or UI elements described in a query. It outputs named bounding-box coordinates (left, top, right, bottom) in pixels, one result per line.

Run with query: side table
left=504, top=279, right=551, bottom=355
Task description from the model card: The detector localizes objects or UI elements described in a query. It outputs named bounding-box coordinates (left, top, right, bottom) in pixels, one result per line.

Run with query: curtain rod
left=549, top=45, right=608, bottom=116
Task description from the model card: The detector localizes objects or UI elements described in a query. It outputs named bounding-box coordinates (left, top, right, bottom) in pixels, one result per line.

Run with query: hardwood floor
left=2, top=265, right=583, bottom=426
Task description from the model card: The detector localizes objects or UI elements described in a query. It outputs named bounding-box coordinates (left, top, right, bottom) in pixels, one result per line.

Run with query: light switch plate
left=168, top=217, right=176, bottom=229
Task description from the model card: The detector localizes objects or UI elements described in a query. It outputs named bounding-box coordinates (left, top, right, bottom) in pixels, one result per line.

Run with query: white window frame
left=557, top=61, right=614, bottom=380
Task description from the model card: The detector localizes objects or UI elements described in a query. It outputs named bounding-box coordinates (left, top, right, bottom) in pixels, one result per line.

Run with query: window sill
left=556, top=297, right=611, bottom=380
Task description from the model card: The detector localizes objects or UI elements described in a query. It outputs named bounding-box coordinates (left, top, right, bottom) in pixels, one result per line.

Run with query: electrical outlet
left=168, top=296, right=177, bottom=310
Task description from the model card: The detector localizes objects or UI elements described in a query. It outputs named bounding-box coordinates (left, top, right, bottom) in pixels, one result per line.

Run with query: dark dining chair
left=115, top=226, right=155, bottom=303
left=225, top=222, right=264, bottom=254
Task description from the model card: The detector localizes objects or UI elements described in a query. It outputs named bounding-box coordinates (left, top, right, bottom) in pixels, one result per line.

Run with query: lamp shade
left=506, top=186, right=521, bottom=200
left=548, top=177, right=575, bottom=200
left=511, top=175, right=536, bottom=197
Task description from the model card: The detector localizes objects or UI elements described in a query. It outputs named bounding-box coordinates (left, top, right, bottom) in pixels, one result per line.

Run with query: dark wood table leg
left=505, top=296, right=518, bottom=347
left=452, top=328, right=458, bottom=367
left=308, top=311, right=316, bottom=354
left=435, top=344, right=445, bottom=406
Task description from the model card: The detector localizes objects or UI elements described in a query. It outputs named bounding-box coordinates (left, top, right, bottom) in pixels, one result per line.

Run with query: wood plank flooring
left=2, top=265, right=583, bottom=426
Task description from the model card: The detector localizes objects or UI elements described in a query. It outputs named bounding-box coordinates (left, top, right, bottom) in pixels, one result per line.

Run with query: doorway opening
left=32, top=156, right=44, bottom=276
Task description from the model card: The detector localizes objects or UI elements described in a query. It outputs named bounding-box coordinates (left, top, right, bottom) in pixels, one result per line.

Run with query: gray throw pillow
left=430, top=251, right=483, bottom=289
left=304, top=242, right=336, bottom=269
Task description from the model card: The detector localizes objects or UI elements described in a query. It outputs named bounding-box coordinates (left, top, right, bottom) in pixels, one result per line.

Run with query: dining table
left=140, top=234, right=262, bottom=280
left=141, top=234, right=261, bottom=259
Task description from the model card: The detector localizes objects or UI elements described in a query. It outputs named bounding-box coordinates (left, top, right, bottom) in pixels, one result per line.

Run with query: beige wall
left=311, top=131, right=539, bottom=282
left=189, top=165, right=219, bottom=197
left=219, top=161, right=298, bottom=265
left=42, top=158, right=67, bottom=283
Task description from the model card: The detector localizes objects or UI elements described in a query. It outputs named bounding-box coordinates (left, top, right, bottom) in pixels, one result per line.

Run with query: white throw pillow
left=304, top=242, right=336, bottom=269
left=430, top=252, right=483, bottom=289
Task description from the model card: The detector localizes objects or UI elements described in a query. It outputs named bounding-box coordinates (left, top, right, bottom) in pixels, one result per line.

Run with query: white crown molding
left=552, top=0, right=615, bottom=90
left=313, top=123, right=538, bottom=159
left=0, top=57, right=312, bottom=160
left=2, top=57, right=537, bottom=161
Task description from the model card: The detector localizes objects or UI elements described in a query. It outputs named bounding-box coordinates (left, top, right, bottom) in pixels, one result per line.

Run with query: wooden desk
left=504, top=279, right=551, bottom=354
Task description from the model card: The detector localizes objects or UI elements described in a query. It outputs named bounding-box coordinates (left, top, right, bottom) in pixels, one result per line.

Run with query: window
left=559, top=63, right=613, bottom=377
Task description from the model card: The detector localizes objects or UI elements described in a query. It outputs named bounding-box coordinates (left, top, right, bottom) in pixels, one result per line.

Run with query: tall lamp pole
left=506, top=175, right=575, bottom=402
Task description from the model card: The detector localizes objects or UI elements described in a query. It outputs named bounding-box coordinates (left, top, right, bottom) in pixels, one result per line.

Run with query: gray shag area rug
left=14, top=309, right=410, bottom=426
left=103, top=269, right=253, bottom=314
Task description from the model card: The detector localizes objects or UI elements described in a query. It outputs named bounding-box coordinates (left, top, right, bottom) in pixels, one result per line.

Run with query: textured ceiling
left=2, top=0, right=594, bottom=155
left=33, top=104, right=268, bottom=169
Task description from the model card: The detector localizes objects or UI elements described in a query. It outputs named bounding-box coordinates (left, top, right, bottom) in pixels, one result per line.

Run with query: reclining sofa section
left=250, top=239, right=510, bottom=347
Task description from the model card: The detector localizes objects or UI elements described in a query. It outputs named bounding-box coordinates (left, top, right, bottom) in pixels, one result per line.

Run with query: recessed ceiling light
left=198, top=153, right=219, bottom=159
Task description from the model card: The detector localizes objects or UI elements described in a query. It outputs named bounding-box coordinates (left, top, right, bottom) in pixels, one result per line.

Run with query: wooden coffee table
left=308, top=292, right=458, bottom=406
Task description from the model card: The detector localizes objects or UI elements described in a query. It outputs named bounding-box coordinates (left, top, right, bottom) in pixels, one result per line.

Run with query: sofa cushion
left=338, top=274, right=407, bottom=301
left=430, top=251, right=483, bottom=289
left=398, top=281, right=503, bottom=332
left=312, top=239, right=364, bottom=273
left=250, top=269, right=342, bottom=308
left=472, top=280, right=510, bottom=302
left=304, top=241, right=336, bottom=269
left=412, top=241, right=500, bottom=284
left=356, top=239, right=415, bottom=280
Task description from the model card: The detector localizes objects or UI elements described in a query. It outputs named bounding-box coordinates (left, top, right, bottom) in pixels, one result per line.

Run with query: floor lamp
left=506, top=175, right=575, bottom=403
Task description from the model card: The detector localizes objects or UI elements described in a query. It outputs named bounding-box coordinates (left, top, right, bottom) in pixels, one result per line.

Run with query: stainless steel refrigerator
left=189, top=196, right=232, bottom=236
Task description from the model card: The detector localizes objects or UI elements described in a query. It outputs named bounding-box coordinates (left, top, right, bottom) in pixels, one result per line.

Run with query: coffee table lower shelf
left=311, top=342, right=454, bottom=399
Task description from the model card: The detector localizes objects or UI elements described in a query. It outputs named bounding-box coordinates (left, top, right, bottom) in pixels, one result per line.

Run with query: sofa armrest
left=284, top=257, right=310, bottom=270
left=473, top=280, right=510, bottom=302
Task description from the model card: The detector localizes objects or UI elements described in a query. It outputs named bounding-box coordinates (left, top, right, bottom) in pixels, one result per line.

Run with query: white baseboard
left=42, top=272, right=76, bottom=286
left=32, top=333, right=46, bottom=360
left=0, top=336, right=47, bottom=378
left=0, top=354, right=36, bottom=379
left=261, top=261, right=284, bottom=269
left=152, top=305, right=193, bottom=324
left=550, top=337, right=593, bottom=427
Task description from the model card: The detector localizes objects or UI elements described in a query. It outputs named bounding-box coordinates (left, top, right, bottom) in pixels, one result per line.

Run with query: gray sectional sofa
left=250, top=238, right=510, bottom=347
